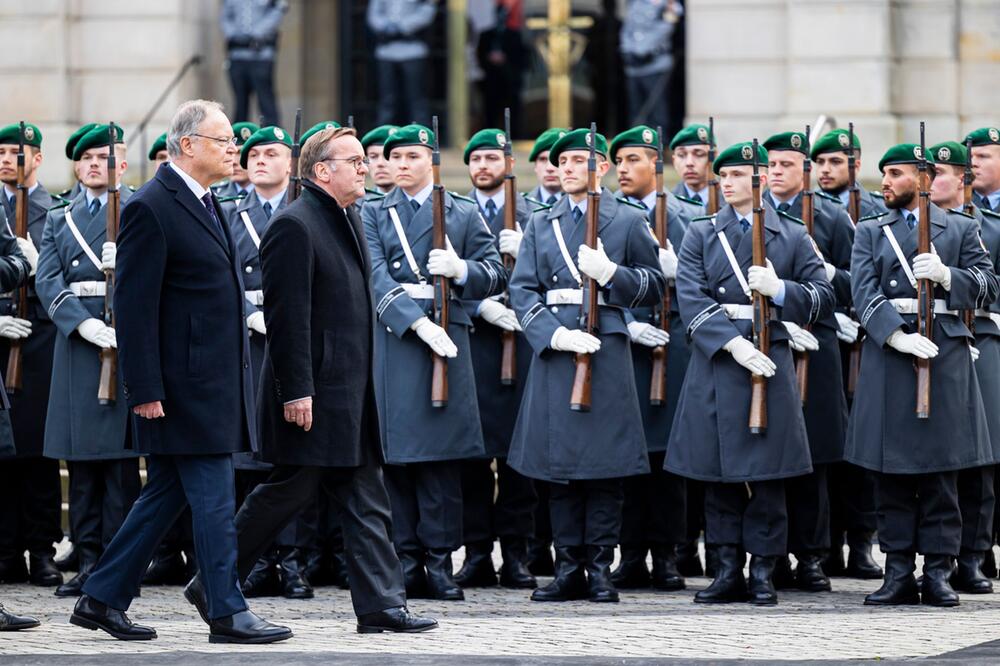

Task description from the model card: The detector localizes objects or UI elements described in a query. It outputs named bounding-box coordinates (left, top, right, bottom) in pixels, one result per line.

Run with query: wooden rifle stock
left=707, top=117, right=720, bottom=215
left=288, top=109, right=302, bottom=202
left=7, top=122, right=29, bottom=394
left=915, top=122, right=932, bottom=419
left=499, top=108, right=517, bottom=385
left=98, top=123, right=120, bottom=405
left=749, top=139, right=769, bottom=433
left=846, top=122, right=862, bottom=398
left=430, top=116, right=449, bottom=407
left=570, top=123, right=600, bottom=412
left=962, top=137, right=976, bottom=334
left=794, top=126, right=813, bottom=405
left=649, top=125, right=669, bottom=405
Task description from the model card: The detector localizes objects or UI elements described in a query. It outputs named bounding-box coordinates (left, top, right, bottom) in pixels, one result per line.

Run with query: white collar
left=169, top=162, right=209, bottom=201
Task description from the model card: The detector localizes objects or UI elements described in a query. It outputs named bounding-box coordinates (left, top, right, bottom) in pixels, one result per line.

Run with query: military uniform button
left=245, top=266, right=253, bottom=273
left=71, top=259, right=79, bottom=267
left=719, top=286, right=726, bottom=294
left=386, top=326, right=392, bottom=333
left=889, top=279, right=897, bottom=287
left=552, top=275, right=559, bottom=283
left=551, top=306, right=559, bottom=313
left=243, top=361, right=249, bottom=369
left=393, top=261, right=401, bottom=269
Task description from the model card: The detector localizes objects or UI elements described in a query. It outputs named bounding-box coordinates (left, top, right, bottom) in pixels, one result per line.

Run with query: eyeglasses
left=323, top=156, right=370, bottom=172
left=191, top=133, right=238, bottom=147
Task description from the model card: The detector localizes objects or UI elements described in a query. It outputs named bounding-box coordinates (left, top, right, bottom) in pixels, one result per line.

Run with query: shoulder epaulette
left=616, top=196, right=646, bottom=211
left=981, top=208, right=1000, bottom=220
left=448, top=191, right=476, bottom=205
left=870, top=190, right=885, bottom=199
left=364, top=188, right=385, bottom=200
left=776, top=209, right=805, bottom=225
left=47, top=199, right=71, bottom=212
left=524, top=196, right=552, bottom=212
left=217, top=193, right=246, bottom=204
left=947, top=208, right=976, bottom=220
left=814, top=190, right=840, bottom=203
left=57, top=188, right=73, bottom=199
left=691, top=214, right=716, bottom=223
left=859, top=211, right=889, bottom=223
left=674, top=193, right=703, bottom=207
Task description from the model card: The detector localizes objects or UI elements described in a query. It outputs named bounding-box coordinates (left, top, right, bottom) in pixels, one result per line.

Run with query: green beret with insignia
left=713, top=141, right=768, bottom=175
left=382, top=124, right=435, bottom=159
left=232, top=122, right=260, bottom=147
left=148, top=132, right=167, bottom=161
left=66, top=123, right=98, bottom=160
left=301, top=121, right=341, bottom=147
left=929, top=141, right=967, bottom=167
left=763, top=131, right=808, bottom=156
left=609, top=125, right=659, bottom=163
left=71, top=124, right=125, bottom=162
left=669, top=123, right=711, bottom=150
left=0, top=123, right=42, bottom=149
left=240, top=126, right=292, bottom=169
left=529, top=128, right=567, bottom=162
left=463, top=128, right=509, bottom=164
left=964, top=127, right=1000, bottom=148
left=878, top=143, right=934, bottom=173
left=360, top=125, right=399, bottom=151
left=810, top=129, right=860, bottom=160
left=548, top=128, right=609, bottom=165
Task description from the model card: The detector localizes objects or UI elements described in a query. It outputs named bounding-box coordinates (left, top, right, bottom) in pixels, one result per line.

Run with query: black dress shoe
left=498, top=538, right=536, bottom=589
left=531, top=546, right=588, bottom=602
left=748, top=555, right=778, bottom=606
left=0, top=603, right=39, bottom=631
left=651, top=545, right=686, bottom=591
left=454, top=540, right=498, bottom=588
left=610, top=547, right=651, bottom=589
left=278, top=549, right=314, bottom=600
left=70, top=595, right=156, bottom=641
left=425, top=549, right=464, bottom=601
left=694, top=545, right=747, bottom=604
left=357, top=606, right=438, bottom=633
left=951, top=552, right=993, bottom=594
left=864, top=552, right=919, bottom=606
left=676, top=540, right=704, bottom=577
left=143, top=546, right=188, bottom=586
left=846, top=533, right=884, bottom=579
left=184, top=576, right=210, bottom=624
left=55, top=545, right=79, bottom=573
left=586, top=545, right=619, bottom=603
left=399, top=551, right=429, bottom=599
left=208, top=609, right=292, bottom=644
left=795, top=553, right=832, bottom=592
left=242, top=553, right=281, bottom=598
left=0, top=556, right=28, bottom=584
left=29, top=554, right=62, bottom=587
left=921, top=555, right=960, bottom=607
left=526, top=540, right=555, bottom=577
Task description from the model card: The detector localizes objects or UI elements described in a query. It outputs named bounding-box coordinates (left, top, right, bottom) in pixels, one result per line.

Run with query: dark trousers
left=620, top=451, right=686, bottom=549
left=67, top=459, right=141, bottom=555
left=548, top=478, right=624, bottom=547
left=704, top=480, right=787, bottom=557
left=786, top=465, right=831, bottom=555
left=227, top=57, right=280, bottom=127
left=874, top=471, right=961, bottom=556
left=958, top=465, right=996, bottom=554
left=375, top=58, right=430, bottom=127
left=235, top=460, right=406, bottom=617
left=235, top=469, right=298, bottom=549
left=0, top=456, right=62, bottom=560
left=533, top=480, right=552, bottom=544
left=384, top=461, right=462, bottom=552
left=829, top=461, right=877, bottom=546
left=82, top=454, right=246, bottom=620
left=685, top=479, right=706, bottom=544
left=460, top=457, right=536, bottom=544
left=625, top=70, right=673, bottom=134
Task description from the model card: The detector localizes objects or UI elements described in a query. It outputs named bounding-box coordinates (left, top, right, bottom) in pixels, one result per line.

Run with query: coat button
left=243, top=361, right=249, bottom=369
left=889, top=279, right=897, bottom=287
left=71, top=259, right=79, bottom=267
left=393, top=261, right=401, bottom=269
left=245, top=266, right=253, bottom=273
left=386, top=326, right=392, bottom=333
left=551, top=306, right=559, bottom=313
left=719, top=286, right=726, bottom=294
left=552, top=275, right=559, bottom=283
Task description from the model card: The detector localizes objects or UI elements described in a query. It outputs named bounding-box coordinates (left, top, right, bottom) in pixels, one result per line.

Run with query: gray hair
left=166, top=99, right=225, bottom=158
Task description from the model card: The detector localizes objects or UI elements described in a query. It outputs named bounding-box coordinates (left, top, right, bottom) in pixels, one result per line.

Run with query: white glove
left=549, top=326, right=601, bottom=354
left=16, top=235, right=37, bottom=276
left=747, top=258, right=781, bottom=297
left=77, top=317, right=116, bottom=349
left=498, top=225, right=523, bottom=259
left=427, top=237, right=468, bottom=282
left=912, top=252, right=951, bottom=290
left=101, top=242, right=116, bottom=272
left=783, top=321, right=820, bottom=352
left=411, top=316, right=457, bottom=358
left=970, top=345, right=981, bottom=362
left=824, top=262, right=837, bottom=282
left=886, top=329, right=938, bottom=359
left=627, top=321, right=669, bottom=347
left=724, top=335, right=776, bottom=377
left=658, top=241, right=678, bottom=280
left=578, top=238, right=617, bottom=286
left=0, top=316, right=31, bottom=339
left=834, top=312, right=860, bottom=343
left=246, top=311, right=266, bottom=335
left=990, top=313, right=1000, bottom=329
left=479, top=299, right=521, bottom=331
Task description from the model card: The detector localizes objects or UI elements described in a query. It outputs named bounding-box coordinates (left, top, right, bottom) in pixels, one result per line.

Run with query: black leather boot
left=399, top=550, right=429, bottom=599
left=610, top=546, right=651, bottom=589
left=983, top=547, right=998, bottom=578
left=951, top=551, right=993, bottom=594
left=454, top=540, right=497, bottom=588
left=864, top=552, right=919, bottom=605
left=694, top=545, right=747, bottom=604
left=28, top=553, right=62, bottom=587
left=748, top=555, right=778, bottom=605
left=650, top=544, right=685, bottom=591
left=498, top=538, right=536, bottom=589
left=242, top=551, right=280, bottom=598
left=704, top=544, right=719, bottom=578
left=921, top=554, right=960, bottom=607
left=795, top=553, right=832, bottom=592
left=772, top=555, right=795, bottom=590
left=846, top=532, right=883, bottom=579
left=675, top=540, right=704, bottom=577
left=425, top=549, right=464, bottom=600
left=278, top=548, right=314, bottom=599
left=823, top=541, right=847, bottom=577
left=531, top=546, right=588, bottom=602
left=586, top=545, right=619, bottom=603
left=55, top=547, right=99, bottom=597
left=0, top=556, right=29, bottom=584
left=142, top=545, right=188, bottom=585
left=55, top=545, right=79, bottom=573
left=527, top=539, right=555, bottom=576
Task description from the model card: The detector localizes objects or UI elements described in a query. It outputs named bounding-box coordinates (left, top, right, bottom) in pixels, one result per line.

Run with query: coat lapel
left=159, top=165, right=231, bottom=255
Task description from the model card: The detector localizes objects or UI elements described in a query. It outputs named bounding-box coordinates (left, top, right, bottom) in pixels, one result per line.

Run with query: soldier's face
left=671, top=144, right=710, bottom=189
left=0, top=145, right=42, bottom=185
left=468, top=149, right=505, bottom=193
left=78, top=148, right=110, bottom=188
left=930, top=164, right=964, bottom=209
left=971, top=146, right=1000, bottom=192
left=615, top=147, right=657, bottom=198
left=246, top=144, right=291, bottom=189
left=558, top=151, right=609, bottom=197
left=881, top=165, right=919, bottom=209
left=814, top=152, right=852, bottom=192
left=767, top=150, right=805, bottom=198
left=366, top=145, right=394, bottom=189
left=533, top=151, right=561, bottom=191
left=719, top=166, right=766, bottom=208
left=389, top=146, right=433, bottom=191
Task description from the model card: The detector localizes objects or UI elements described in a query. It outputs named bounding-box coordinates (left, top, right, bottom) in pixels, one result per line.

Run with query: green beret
left=463, top=128, right=509, bottom=164
left=240, top=126, right=292, bottom=169
left=66, top=123, right=98, bottom=160
left=548, top=128, right=609, bottom=165
left=963, top=127, right=1000, bottom=148
left=301, top=121, right=341, bottom=147
left=763, top=131, right=808, bottom=156
left=669, top=123, right=711, bottom=150
left=0, top=123, right=42, bottom=149
left=609, top=125, right=660, bottom=163
left=360, top=125, right=399, bottom=151
left=232, top=122, right=260, bottom=147
left=382, top=124, right=435, bottom=159
left=929, top=141, right=967, bottom=167
left=713, top=141, right=768, bottom=174
left=810, top=129, right=861, bottom=160
left=148, top=132, right=167, bottom=161
left=878, top=143, right=934, bottom=173
left=529, top=128, right=568, bottom=162
left=71, top=124, right=125, bottom=162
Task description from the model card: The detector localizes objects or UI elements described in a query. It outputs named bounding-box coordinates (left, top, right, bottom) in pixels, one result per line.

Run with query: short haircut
left=166, top=99, right=225, bottom=158
left=300, top=127, right=358, bottom=181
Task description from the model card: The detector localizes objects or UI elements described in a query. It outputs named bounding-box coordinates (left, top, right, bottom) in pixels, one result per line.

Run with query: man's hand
left=17, top=235, right=37, bottom=276
left=747, top=259, right=781, bottom=297
left=479, top=299, right=521, bottom=331
left=133, top=401, right=165, bottom=419
left=101, top=242, right=116, bottom=272
left=283, top=396, right=313, bottom=432
left=823, top=262, right=837, bottom=282
left=834, top=313, right=860, bottom=343
left=246, top=311, right=266, bottom=335
left=783, top=321, right=820, bottom=352
left=427, top=237, right=468, bottom=282
left=550, top=326, right=601, bottom=354
left=912, top=252, right=951, bottom=290
left=886, top=329, right=938, bottom=359
left=578, top=239, right=617, bottom=286
left=498, top=225, right=523, bottom=259
left=724, top=335, right=776, bottom=377
left=658, top=241, right=678, bottom=280
left=627, top=321, right=669, bottom=347
left=0, top=316, right=31, bottom=340
left=76, top=318, right=116, bottom=349
left=411, top=316, right=458, bottom=358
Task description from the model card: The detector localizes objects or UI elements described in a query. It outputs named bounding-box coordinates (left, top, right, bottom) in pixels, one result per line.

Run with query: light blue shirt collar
left=686, top=184, right=709, bottom=204
left=475, top=188, right=505, bottom=212
left=405, top=181, right=434, bottom=207
left=983, top=190, right=1000, bottom=210
left=85, top=189, right=108, bottom=210
left=769, top=190, right=800, bottom=208
left=259, top=189, right=286, bottom=212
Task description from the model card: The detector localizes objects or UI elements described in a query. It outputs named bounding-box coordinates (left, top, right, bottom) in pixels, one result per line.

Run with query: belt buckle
left=82, top=283, right=95, bottom=297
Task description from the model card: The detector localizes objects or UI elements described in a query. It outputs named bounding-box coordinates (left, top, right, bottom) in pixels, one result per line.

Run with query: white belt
left=889, top=298, right=957, bottom=316
left=69, top=281, right=106, bottom=297
left=975, top=309, right=993, bottom=318
left=245, top=290, right=264, bottom=306
left=544, top=289, right=607, bottom=306
left=402, top=283, right=436, bottom=300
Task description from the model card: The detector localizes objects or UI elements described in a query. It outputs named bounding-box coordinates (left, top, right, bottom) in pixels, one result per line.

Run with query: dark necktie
left=89, top=198, right=101, bottom=217
left=982, top=196, right=994, bottom=213
left=691, top=192, right=703, bottom=205
left=740, top=218, right=750, bottom=232
left=262, top=201, right=273, bottom=220
left=484, top=199, right=497, bottom=224
left=777, top=202, right=790, bottom=213
left=572, top=206, right=583, bottom=225
left=546, top=195, right=557, bottom=206
left=200, top=192, right=224, bottom=237
left=411, top=199, right=420, bottom=212
left=6, top=195, right=14, bottom=216
left=906, top=212, right=917, bottom=230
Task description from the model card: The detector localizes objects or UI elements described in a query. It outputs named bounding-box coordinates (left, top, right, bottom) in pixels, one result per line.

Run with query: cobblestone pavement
left=2, top=546, right=1000, bottom=663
